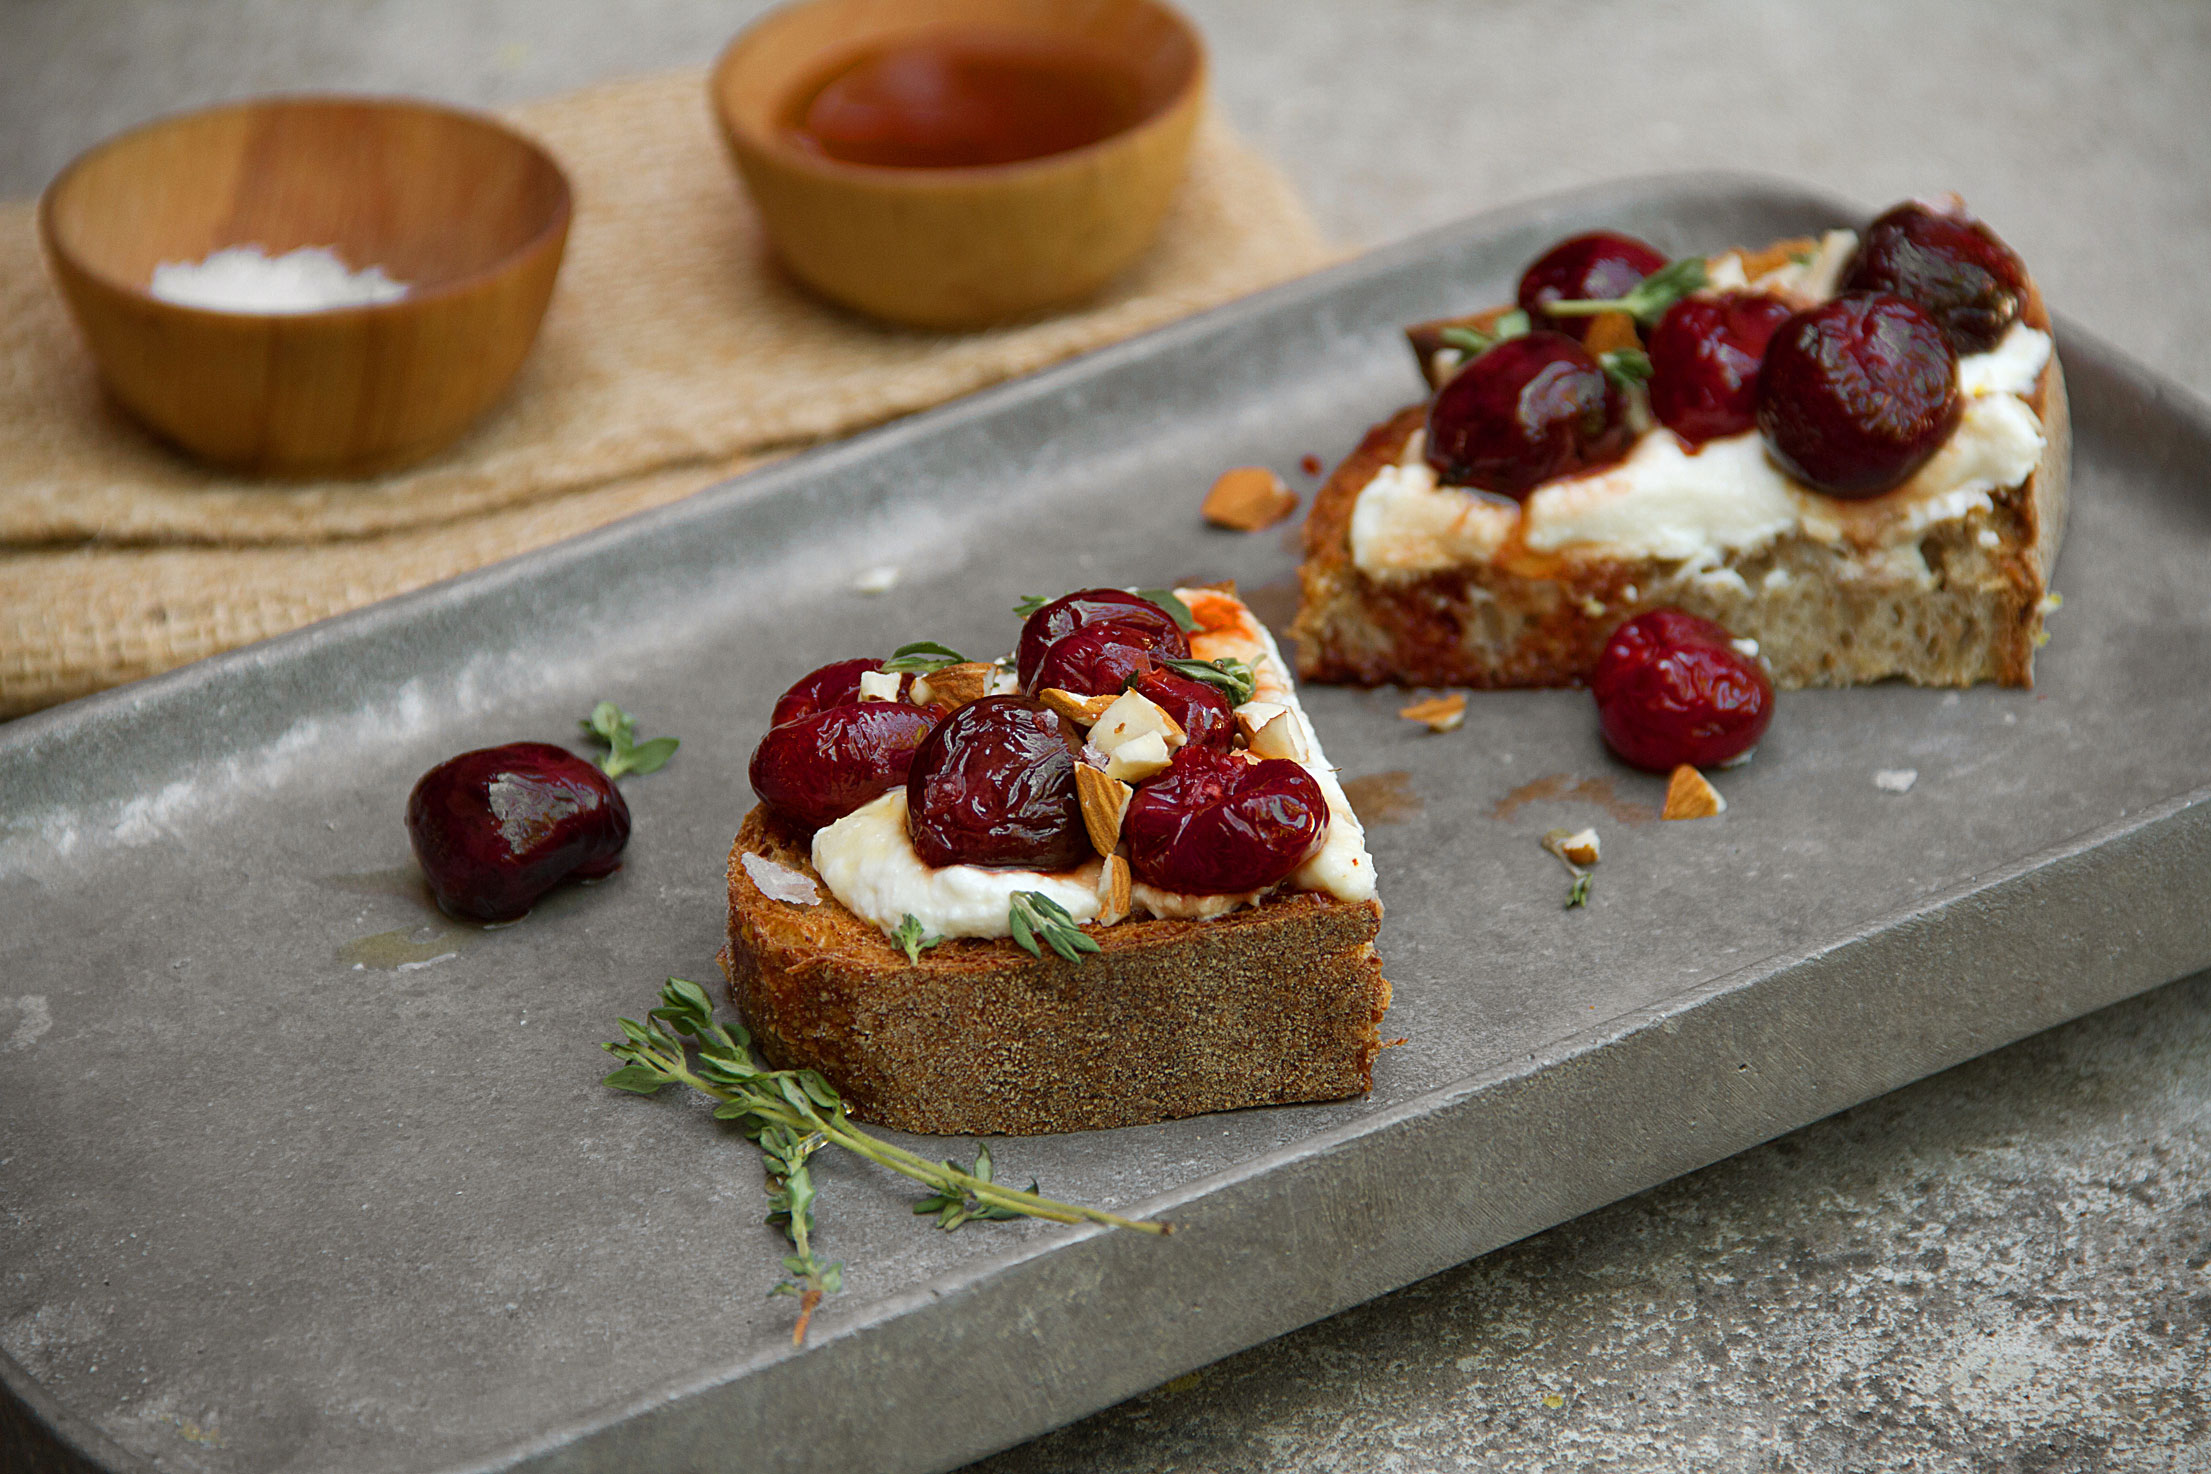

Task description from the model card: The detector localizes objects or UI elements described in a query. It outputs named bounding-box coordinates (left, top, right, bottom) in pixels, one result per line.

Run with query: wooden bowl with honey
left=40, top=96, right=571, bottom=477
left=712, top=0, right=1206, bottom=330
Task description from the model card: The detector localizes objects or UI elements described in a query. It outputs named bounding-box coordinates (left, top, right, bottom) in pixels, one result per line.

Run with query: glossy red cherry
left=1030, top=620, right=1182, bottom=697
left=1646, top=293, right=1795, bottom=445
left=1842, top=201, right=2028, bottom=355
left=906, top=696, right=1088, bottom=870
left=1126, top=665, right=1236, bottom=749
left=769, top=657, right=912, bottom=726
left=1425, top=332, right=1632, bottom=499
left=406, top=743, right=631, bottom=923
left=750, top=702, right=939, bottom=830
left=1518, top=231, right=1669, bottom=341
left=1122, top=748, right=1329, bottom=894
left=1590, top=610, right=1773, bottom=773
left=1015, top=589, right=1188, bottom=691
left=1756, top=293, right=1959, bottom=498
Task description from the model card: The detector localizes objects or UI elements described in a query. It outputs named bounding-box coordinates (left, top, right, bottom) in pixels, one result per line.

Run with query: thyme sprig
left=891, top=913, right=942, bottom=964
left=1439, top=308, right=1531, bottom=360
left=912, top=1145, right=1035, bottom=1230
left=882, top=641, right=970, bottom=674
left=604, top=980, right=1168, bottom=1341
left=581, top=701, right=679, bottom=779
left=1538, top=256, right=1709, bottom=327
left=1008, top=891, right=1100, bottom=963
left=1160, top=656, right=1258, bottom=707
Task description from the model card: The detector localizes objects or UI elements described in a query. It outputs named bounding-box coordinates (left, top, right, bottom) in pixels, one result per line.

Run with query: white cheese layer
left=807, top=588, right=1378, bottom=941
left=1352, top=320, right=2051, bottom=576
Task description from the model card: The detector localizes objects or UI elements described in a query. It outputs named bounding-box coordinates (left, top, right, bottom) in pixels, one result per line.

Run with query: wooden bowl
left=40, top=96, right=571, bottom=477
left=712, top=0, right=1206, bottom=330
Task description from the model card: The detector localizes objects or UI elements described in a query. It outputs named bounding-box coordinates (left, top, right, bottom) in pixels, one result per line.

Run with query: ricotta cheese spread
left=810, top=588, right=1378, bottom=941
left=1349, top=244, right=2053, bottom=580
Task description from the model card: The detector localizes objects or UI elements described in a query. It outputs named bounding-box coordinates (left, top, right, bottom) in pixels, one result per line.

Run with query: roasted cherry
left=1841, top=201, right=2028, bottom=355
left=1127, top=665, right=1236, bottom=749
left=1425, top=332, right=1632, bottom=498
left=1015, top=589, right=1188, bottom=691
left=906, top=696, right=1088, bottom=870
left=1590, top=610, right=1773, bottom=773
left=407, top=742, right=631, bottom=923
left=1646, top=293, right=1795, bottom=444
left=750, top=702, right=939, bottom=830
left=1756, top=293, right=1959, bottom=497
left=1518, top=231, right=1669, bottom=341
left=769, top=657, right=912, bottom=726
left=1030, top=620, right=1183, bottom=697
left=1122, top=747, right=1329, bottom=894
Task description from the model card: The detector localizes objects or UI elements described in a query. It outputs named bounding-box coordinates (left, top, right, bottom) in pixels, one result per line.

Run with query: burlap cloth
left=0, top=70, right=1331, bottom=718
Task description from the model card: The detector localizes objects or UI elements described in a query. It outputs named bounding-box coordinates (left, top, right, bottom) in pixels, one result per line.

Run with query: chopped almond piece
left=1104, top=730, right=1173, bottom=783
left=1662, top=765, right=1726, bottom=820
left=1039, top=687, right=1116, bottom=728
left=1736, top=236, right=1819, bottom=279
left=1247, top=709, right=1308, bottom=762
left=1542, top=827, right=1601, bottom=867
left=1092, top=690, right=1186, bottom=754
left=1582, top=311, right=1640, bottom=357
left=1097, top=854, right=1132, bottom=926
left=1399, top=693, right=1466, bottom=733
left=913, top=662, right=995, bottom=711
left=1202, top=466, right=1299, bottom=532
left=1075, top=765, right=1132, bottom=857
left=856, top=669, right=902, bottom=702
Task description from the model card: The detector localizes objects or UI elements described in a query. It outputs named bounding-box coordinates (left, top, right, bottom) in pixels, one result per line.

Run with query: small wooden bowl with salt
left=40, top=96, right=571, bottom=477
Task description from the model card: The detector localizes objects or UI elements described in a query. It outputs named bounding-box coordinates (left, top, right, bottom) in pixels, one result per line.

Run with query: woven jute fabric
left=0, top=69, right=1331, bottom=718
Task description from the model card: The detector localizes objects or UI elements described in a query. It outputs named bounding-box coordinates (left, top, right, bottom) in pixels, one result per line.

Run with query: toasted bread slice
left=1293, top=242, right=2069, bottom=690
left=720, top=806, right=1390, bottom=1136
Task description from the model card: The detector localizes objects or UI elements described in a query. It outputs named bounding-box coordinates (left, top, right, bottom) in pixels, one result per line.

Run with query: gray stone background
left=5, top=1, right=2209, bottom=1468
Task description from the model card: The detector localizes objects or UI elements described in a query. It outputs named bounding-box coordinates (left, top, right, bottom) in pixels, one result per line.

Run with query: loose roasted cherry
left=1842, top=201, right=2028, bottom=355
left=906, top=696, right=1088, bottom=869
left=750, top=702, right=939, bottom=830
left=769, top=657, right=912, bottom=726
left=1756, top=293, right=1959, bottom=497
left=1030, top=620, right=1182, bottom=698
left=1122, top=747, right=1329, bottom=894
left=407, top=743, right=631, bottom=923
left=1518, top=231, right=1669, bottom=341
left=1127, top=665, right=1236, bottom=749
left=1647, top=293, right=1795, bottom=444
left=1015, top=589, right=1188, bottom=691
left=1425, top=332, right=1632, bottom=499
left=1590, top=610, right=1772, bottom=773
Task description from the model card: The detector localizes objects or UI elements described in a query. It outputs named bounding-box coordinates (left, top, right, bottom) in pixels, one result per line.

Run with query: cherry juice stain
left=1491, top=772, right=1655, bottom=826
left=1340, top=770, right=1422, bottom=825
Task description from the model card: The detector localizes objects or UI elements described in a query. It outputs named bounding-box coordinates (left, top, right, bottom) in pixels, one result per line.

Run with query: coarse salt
left=149, top=245, right=408, bottom=314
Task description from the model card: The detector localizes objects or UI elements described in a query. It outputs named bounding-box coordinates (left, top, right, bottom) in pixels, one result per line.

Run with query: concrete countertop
left=7, top=2, right=2209, bottom=1468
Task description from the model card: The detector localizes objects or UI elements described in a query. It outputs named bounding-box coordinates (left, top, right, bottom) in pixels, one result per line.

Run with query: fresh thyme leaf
left=580, top=701, right=680, bottom=779
left=601, top=1062, right=672, bottom=1094
left=912, top=1146, right=1040, bottom=1228
left=1160, top=656, right=1258, bottom=707
left=1013, top=593, right=1051, bottom=618
left=1438, top=307, right=1532, bottom=361
left=1566, top=872, right=1593, bottom=909
left=881, top=641, right=969, bottom=674
left=1133, top=588, right=1199, bottom=632
left=891, top=914, right=943, bottom=965
left=1600, top=347, right=1654, bottom=390
left=1541, top=256, right=1708, bottom=327
left=1008, top=892, right=1101, bottom=964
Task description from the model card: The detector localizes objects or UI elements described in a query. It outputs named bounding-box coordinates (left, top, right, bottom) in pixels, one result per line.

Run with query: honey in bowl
left=787, top=30, right=1151, bottom=169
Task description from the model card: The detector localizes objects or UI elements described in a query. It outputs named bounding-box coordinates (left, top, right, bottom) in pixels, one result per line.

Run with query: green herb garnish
left=1599, top=347, right=1653, bottom=390
left=1539, top=256, right=1708, bottom=327
left=1438, top=307, right=1531, bottom=360
left=1566, top=872, right=1593, bottom=909
left=603, top=979, right=1166, bottom=1342
left=1132, top=588, right=1199, bottom=632
left=581, top=701, right=679, bottom=778
left=891, top=914, right=942, bottom=965
left=1159, top=656, right=1258, bottom=707
left=881, top=641, right=969, bottom=674
left=911, top=1144, right=1035, bottom=1230
left=1012, top=593, right=1051, bottom=618
left=1008, top=891, right=1101, bottom=963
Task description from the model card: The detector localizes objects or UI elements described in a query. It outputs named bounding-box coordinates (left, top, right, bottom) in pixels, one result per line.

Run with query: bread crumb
left=1399, top=693, right=1466, bottom=733
left=1202, top=466, right=1298, bottom=531
left=1874, top=768, right=1918, bottom=793
left=742, top=852, right=820, bottom=905
left=1662, top=765, right=1725, bottom=819
left=853, top=566, right=899, bottom=594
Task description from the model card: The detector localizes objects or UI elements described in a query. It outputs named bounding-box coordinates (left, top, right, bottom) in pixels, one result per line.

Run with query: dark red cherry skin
left=1647, top=293, right=1796, bottom=445
left=1590, top=610, right=1773, bottom=773
left=1030, top=620, right=1183, bottom=698
left=1842, top=202, right=2029, bottom=355
left=769, top=658, right=912, bottom=727
left=1425, top=332, right=1632, bottom=499
left=1015, top=590, right=1188, bottom=691
left=1122, top=748, right=1329, bottom=895
left=1756, top=293, right=1960, bottom=498
left=406, top=742, right=631, bottom=923
left=1517, top=231, right=1669, bottom=341
left=906, top=696, right=1089, bottom=870
left=750, top=702, right=939, bottom=830
left=1127, top=665, right=1236, bottom=749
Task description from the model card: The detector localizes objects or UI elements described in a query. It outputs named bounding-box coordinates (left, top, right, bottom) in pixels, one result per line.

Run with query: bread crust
left=720, top=806, right=1391, bottom=1136
left=1292, top=271, right=2070, bottom=691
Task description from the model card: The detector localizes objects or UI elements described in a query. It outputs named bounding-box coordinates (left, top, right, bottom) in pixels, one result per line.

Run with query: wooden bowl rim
left=710, top=0, right=1208, bottom=190
left=37, top=92, right=574, bottom=322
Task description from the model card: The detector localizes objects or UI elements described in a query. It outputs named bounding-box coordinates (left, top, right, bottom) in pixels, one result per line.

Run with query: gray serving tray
left=6, top=175, right=2210, bottom=1474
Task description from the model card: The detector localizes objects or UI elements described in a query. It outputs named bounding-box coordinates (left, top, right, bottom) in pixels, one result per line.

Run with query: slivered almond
left=1662, top=765, right=1726, bottom=820
left=1583, top=310, right=1640, bottom=357
left=1202, top=466, right=1298, bottom=532
left=1039, top=687, right=1116, bottom=727
left=1075, top=765, right=1132, bottom=857
left=913, top=662, right=994, bottom=710
left=1097, top=854, right=1132, bottom=926
left=1398, top=693, right=1466, bottom=733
